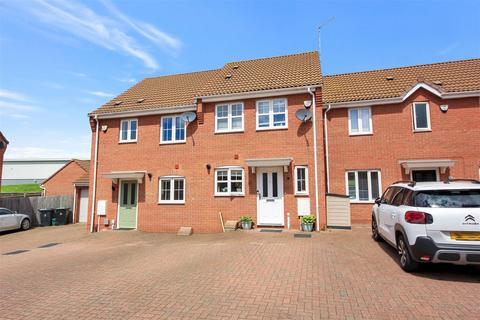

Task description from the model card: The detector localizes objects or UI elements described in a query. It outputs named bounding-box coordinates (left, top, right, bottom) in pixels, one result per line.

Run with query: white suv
left=371, top=179, right=480, bottom=272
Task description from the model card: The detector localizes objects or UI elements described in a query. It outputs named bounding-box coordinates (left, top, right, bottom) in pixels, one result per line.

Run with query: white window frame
left=158, top=176, right=185, bottom=204
left=294, top=166, right=309, bottom=195
left=119, top=118, right=138, bottom=143
left=412, top=102, right=431, bottom=132
left=160, top=115, right=186, bottom=144
left=345, top=170, right=382, bottom=203
left=215, top=102, right=244, bottom=133
left=214, top=167, right=245, bottom=196
left=348, top=107, right=372, bottom=135
left=256, top=98, right=288, bottom=130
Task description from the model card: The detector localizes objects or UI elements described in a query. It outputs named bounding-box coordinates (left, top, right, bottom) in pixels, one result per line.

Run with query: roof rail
left=444, top=178, right=480, bottom=184
left=392, top=180, right=416, bottom=187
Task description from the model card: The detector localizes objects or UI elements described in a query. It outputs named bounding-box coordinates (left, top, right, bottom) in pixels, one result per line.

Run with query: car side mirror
left=374, top=198, right=381, bottom=206
left=13, top=211, right=18, bottom=214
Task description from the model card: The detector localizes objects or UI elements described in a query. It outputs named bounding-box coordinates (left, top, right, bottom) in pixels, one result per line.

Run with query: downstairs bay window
left=215, top=167, right=244, bottom=196
left=346, top=170, right=381, bottom=202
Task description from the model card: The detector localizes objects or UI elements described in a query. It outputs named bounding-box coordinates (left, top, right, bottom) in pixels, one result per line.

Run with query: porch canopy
left=398, top=159, right=456, bottom=174
left=102, top=171, right=147, bottom=183
left=245, top=157, right=293, bottom=173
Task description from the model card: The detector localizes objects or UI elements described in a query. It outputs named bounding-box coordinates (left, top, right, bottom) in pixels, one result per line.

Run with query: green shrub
left=240, top=216, right=252, bottom=222
left=301, top=215, right=316, bottom=224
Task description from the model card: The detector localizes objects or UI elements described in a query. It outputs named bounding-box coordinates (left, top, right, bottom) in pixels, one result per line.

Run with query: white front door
left=79, top=188, right=89, bottom=223
left=256, top=167, right=284, bottom=226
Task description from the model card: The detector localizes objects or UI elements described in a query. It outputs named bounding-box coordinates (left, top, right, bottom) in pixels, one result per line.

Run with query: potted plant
left=240, top=216, right=253, bottom=230
left=301, top=215, right=316, bottom=232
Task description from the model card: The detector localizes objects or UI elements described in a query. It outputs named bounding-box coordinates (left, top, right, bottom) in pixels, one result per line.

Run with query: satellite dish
left=295, top=109, right=312, bottom=122
left=181, top=111, right=197, bottom=124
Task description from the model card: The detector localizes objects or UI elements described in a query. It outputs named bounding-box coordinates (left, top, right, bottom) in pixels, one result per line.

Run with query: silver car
left=0, top=207, right=31, bottom=232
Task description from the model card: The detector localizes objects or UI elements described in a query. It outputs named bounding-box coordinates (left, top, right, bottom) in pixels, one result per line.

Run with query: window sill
left=214, top=130, right=244, bottom=134
left=350, top=200, right=375, bottom=204
left=294, top=193, right=309, bottom=197
left=214, top=193, right=245, bottom=197
left=349, top=132, right=373, bottom=136
left=256, top=127, right=288, bottom=132
left=413, top=129, right=432, bottom=133
left=119, top=140, right=137, bottom=144
left=158, top=201, right=185, bottom=205
left=159, top=141, right=186, bottom=145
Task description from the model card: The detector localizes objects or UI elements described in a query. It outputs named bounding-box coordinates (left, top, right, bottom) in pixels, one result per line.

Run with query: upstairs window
left=215, top=167, right=244, bottom=196
left=159, top=176, right=185, bottom=204
left=348, top=107, right=372, bottom=135
left=161, top=115, right=186, bottom=143
left=346, top=170, right=381, bottom=202
left=413, top=102, right=431, bottom=131
left=294, top=166, right=309, bottom=195
left=215, top=103, right=244, bottom=132
left=256, top=98, right=288, bottom=130
left=119, top=119, right=138, bottom=142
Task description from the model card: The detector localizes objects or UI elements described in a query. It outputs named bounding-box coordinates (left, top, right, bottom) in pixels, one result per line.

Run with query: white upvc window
left=256, top=98, right=288, bottom=130
left=412, top=102, right=431, bottom=131
left=159, top=176, right=185, bottom=204
left=345, top=170, right=381, bottom=202
left=214, top=167, right=244, bottom=196
left=294, top=166, right=309, bottom=195
left=161, top=115, right=186, bottom=144
left=119, top=119, right=138, bottom=142
left=348, top=107, right=372, bottom=135
left=215, top=102, right=244, bottom=133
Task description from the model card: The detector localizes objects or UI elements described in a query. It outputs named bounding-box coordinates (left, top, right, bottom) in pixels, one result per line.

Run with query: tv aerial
left=295, top=109, right=312, bottom=122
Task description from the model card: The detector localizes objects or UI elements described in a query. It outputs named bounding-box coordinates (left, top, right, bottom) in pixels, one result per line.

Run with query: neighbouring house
left=88, top=52, right=325, bottom=232
left=1, top=159, right=70, bottom=186
left=323, top=58, right=480, bottom=224
left=41, top=159, right=90, bottom=223
left=0, top=132, right=8, bottom=189
left=86, top=51, right=480, bottom=233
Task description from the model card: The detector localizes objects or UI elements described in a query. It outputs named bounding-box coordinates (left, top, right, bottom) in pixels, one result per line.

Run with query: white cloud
left=8, top=113, right=31, bottom=119
left=0, top=100, right=38, bottom=111
left=86, top=90, right=114, bottom=97
left=5, top=146, right=89, bottom=160
left=5, top=0, right=182, bottom=69
left=44, top=82, right=64, bottom=89
left=0, top=89, right=32, bottom=102
left=118, top=77, right=136, bottom=83
left=71, top=72, right=87, bottom=77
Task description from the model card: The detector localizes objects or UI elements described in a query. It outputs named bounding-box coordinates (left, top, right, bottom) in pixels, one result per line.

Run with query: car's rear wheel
left=20, top=219, right=30, bottom=231
left=397, top=235, right=419, bottom=272
left=371, top=217, right=382, bottom=242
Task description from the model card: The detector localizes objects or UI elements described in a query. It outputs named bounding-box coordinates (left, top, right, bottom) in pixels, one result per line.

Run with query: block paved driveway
left=1, top=225, right=479, bottom=320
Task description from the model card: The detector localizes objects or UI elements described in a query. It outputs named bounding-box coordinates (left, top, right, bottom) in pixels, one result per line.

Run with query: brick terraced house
left=0, top=131, right=8, bottom=189
left=87, top=52, right=480, bottom=233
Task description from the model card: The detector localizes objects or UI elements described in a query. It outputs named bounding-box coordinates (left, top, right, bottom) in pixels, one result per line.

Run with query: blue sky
left=0, top=0, right=479, bottom=159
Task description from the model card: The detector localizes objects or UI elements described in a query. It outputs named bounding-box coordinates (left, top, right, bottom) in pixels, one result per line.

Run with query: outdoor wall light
left=206, top=164, right=211, bottom=174
left=147, top=173, right=153, bottom=181
left=303, top=100, right=312, bottom=109
left=440, top=104, right=449, bottom=113
left=101, top=125, right=108, bottom=132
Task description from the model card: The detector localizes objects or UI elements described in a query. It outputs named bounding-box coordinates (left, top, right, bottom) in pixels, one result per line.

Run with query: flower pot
left=302, top=222, right=314, bottom=232
left=241, top=221, right=252, bottom=230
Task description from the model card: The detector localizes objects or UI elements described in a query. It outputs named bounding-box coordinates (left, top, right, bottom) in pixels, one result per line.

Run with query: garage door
left=326, top=194, right=351, bottom=229
left=79, top=188, right=89, bottom=223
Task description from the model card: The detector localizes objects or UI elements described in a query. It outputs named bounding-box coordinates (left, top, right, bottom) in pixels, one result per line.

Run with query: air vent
left=433, top=80, right=443, bottom=86
left=137, top=98, right=145, bottom=103
left=386, top=76, right=395, bottom=81
left=225, top=74, right=232, bottom=79
left=114, top=101, right=122, bottom=106
left=232, top=65, right=239, bottom=69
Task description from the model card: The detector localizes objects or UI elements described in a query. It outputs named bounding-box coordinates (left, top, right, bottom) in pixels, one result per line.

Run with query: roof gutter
left=307, top=87, right=320, bottom=231
left=90, top=115, right=99, bottom=233
left=90, top=105, right=196, bottom=119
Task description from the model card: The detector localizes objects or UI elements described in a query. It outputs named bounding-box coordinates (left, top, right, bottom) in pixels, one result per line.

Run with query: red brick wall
left=327, top=88, right=480, bottom=223
left=87, top=92, right=327, bottom=233
left=43, top=162, right=86, bottom=196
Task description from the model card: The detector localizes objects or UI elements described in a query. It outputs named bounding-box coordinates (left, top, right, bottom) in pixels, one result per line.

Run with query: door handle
left=256, top=190, right=261, bottom=200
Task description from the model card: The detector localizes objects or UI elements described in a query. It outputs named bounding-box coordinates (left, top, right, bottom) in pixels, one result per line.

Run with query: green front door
left=118, top=180, right=137, bottom=229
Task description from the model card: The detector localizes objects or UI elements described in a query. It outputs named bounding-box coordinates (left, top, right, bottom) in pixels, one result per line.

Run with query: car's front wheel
left=371, top=216, right=382, bottom=242
left=397, top=235, right=419, bottom=272
left=20, top=219, right=30, bottom=231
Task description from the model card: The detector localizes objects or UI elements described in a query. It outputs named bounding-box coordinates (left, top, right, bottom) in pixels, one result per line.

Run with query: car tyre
left=371, top=216, right=383, bottom=242
left=397, top=235, right=419, bottom=272
left=20, top=219, right=30, bottom=231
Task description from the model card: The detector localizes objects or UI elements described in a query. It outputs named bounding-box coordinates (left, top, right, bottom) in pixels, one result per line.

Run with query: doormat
left=3, top=250, right=29, bottom=255
left=259, top=229, right=282, bottom=233
left=294, top=233, right=311, bottom=238
left=38, top=242, right=60, bottom=248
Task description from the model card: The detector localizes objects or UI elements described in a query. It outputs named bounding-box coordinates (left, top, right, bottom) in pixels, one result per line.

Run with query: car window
left=381, top=187, right=396, bottom=204
left=414, top=189, right=480, bottom=208
left=402, top=189, right=414, bottom=206
left=0, top=208, right=13, bottom=215
left=391, top=188, right=405, bottom=206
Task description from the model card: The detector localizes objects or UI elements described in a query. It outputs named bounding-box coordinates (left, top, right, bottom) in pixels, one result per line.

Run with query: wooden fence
left=0, top=195, right=73, bottom=225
